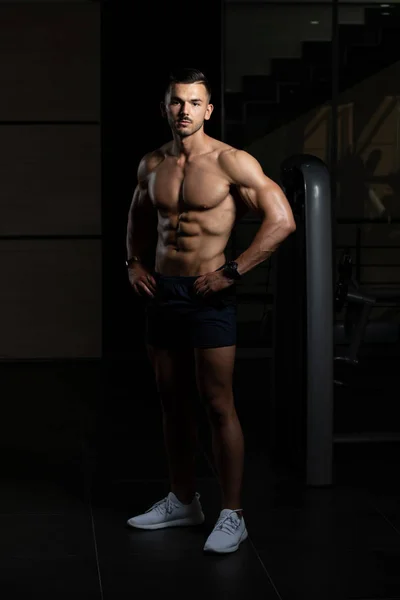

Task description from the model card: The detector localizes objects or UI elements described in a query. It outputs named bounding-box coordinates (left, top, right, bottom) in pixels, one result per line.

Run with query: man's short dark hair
left=165, top=68, right=212, bottom=101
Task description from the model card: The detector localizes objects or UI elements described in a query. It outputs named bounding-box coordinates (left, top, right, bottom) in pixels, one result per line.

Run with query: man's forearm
left=126, top=229, right=145, bottom=261
left=233, top=219, right=295, bottom=276
left=126, top=247, right=156, bottom=271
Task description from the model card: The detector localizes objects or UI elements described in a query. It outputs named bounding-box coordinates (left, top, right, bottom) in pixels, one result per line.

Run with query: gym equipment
left=334, top=249, right=376, bottom=387
left=272, top=154, right=334, bottom=487
left=271, top=154, right=400, bottom=486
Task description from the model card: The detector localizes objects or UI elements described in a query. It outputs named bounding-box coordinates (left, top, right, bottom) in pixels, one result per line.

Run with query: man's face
left=162, top=82, right=213, bottom=137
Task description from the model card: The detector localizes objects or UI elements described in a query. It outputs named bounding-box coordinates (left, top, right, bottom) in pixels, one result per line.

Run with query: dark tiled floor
left=1, top=358, right=400, bottom=600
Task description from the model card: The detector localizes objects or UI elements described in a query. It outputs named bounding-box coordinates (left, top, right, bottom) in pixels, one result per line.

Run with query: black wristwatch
left=222, top=260, right=242, bottom=280
left=126, top=256, right=141, bottom=267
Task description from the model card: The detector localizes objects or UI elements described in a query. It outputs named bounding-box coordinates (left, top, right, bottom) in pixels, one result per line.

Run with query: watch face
left=224, top=264, right=240, bottom=279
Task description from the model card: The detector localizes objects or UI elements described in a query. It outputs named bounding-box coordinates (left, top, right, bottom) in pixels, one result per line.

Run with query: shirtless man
left=126, top=68, right=296, bottom=554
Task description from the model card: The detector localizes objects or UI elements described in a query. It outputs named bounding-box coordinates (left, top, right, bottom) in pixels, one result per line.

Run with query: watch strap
left=126, top=256, right=141, bottom=267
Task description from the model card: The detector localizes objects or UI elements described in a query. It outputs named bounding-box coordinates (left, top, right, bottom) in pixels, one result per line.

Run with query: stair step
left=226, top=16, right=400, bottom=149
left=270, top=58, right=313, bottom=83
left=278, top=83, right=303, bottom=107
left=242, top=75, right=277, bottom=101
left=310, top=63, right=332, bottom=84
left=338, top=24, right=381, bottom=47
left=278, top=81, right=330, bottom=110
left=224, top=121, right=245, bottom=147
left=244, top=100, right=276, bottom=118
left=346, top=43, right=398, bottom=63
left=224, top=92, right=245, bottom=121
left=380, top=27, right=400, bottom=50
left=302, top=40, right=331, bottom=64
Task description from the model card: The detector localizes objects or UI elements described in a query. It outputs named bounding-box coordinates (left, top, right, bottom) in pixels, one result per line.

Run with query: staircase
left=224, top=5, right=400, bottom=148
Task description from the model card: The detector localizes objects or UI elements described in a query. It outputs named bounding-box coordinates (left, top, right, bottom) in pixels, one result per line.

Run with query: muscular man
left=126, top=68, right=295, bottom=554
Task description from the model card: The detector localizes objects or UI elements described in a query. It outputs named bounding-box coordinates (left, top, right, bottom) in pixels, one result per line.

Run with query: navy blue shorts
left=144, top=271, right=237, bottom=349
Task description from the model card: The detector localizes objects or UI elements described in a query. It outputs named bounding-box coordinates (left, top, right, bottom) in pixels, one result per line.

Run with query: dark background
left=101, top=0, right=224, bottom=357
left=1, top=2, right=400, bottom=598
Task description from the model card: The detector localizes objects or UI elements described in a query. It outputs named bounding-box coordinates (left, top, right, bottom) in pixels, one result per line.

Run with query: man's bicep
left=127, top=184, right=158, bottom=262
left=238, top=178, right=291, bottom=221
left=127, top=185, right=158, bottom=254
left=223, top=150, right=272, bottom=211
left=227, top=151, right=294, bottom=223
left=129, top=183, right=156, bottom=218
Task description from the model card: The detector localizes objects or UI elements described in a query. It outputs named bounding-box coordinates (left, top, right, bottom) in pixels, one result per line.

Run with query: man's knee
left=202, top=389, right=235, bottom=423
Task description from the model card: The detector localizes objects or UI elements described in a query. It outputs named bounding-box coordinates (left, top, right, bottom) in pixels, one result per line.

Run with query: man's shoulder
left=217, top=144, right=252, bottom=169
left=216, top=145, right=266, bottom=184
left=206, top=139, right=235, bottom=163
left=138, top=146, right=169, bottom=179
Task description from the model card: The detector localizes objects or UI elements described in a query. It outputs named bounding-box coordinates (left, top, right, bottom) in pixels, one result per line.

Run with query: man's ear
left=160, top=101, right=167, bottom=118
left=204, top=103, right=214, bottom=121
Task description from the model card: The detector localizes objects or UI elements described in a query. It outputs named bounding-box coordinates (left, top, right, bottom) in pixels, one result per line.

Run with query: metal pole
left=281, top=155, right=334, bottom=487
left=305, top=160, right=334, bottom=486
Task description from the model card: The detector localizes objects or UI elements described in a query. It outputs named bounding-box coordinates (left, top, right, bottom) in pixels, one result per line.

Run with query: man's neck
left=171, top=130, right=209, bottom=159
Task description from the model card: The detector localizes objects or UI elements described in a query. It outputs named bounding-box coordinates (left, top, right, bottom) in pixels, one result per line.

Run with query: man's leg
left=194, top=345, right=244, bottom=511
left=146, top=344, right=199, bottom=504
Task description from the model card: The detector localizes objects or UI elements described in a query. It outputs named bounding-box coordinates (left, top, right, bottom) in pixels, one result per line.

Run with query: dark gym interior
left=1, top=1, right=400, bottom=598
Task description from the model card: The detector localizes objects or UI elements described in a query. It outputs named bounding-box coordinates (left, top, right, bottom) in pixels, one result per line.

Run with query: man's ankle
left=223, top=507, right=243, bottom=518
left=171, top=490, right=196, bottom=505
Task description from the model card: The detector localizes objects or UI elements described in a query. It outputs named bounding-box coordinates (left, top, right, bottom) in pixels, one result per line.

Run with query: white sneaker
left=127, top=492, right=205, bottom=530
left=203, top=509, right=248, bottom=554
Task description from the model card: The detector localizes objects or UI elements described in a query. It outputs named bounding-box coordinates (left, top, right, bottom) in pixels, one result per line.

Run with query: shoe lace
left=215, top=510, right=242, bottom=535
left=145, top=496, right=175, bottom=516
